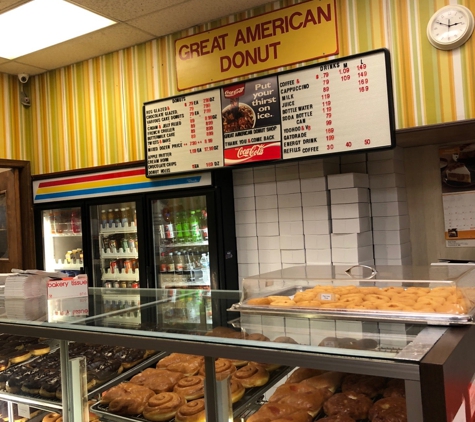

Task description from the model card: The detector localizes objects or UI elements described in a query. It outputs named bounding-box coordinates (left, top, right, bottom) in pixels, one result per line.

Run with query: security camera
left=20, top=91, right=30, bottom=107
left=18, top=74, right=29, bottom=84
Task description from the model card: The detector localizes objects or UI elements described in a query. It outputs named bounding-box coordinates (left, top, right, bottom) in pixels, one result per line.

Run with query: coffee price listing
left=279, top=50, right=392, bottom=160
left=145, top=89, right=223, bottom=176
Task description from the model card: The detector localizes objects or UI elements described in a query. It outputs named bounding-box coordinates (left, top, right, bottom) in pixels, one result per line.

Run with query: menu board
left=144, top=89, right=223, bottom=176
left=144, top=49, right=395, bottom=177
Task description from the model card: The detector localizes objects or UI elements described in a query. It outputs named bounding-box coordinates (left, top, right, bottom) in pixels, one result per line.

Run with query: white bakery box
left=231, top=264, right=475, bottom=326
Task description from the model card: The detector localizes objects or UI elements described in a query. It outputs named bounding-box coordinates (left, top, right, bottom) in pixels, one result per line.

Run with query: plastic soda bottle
left=190, top=211, right=201, bottom=243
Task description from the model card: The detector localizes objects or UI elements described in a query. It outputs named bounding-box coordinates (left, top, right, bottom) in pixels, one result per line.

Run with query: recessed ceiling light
left=0, top=0, right=116, bottom=59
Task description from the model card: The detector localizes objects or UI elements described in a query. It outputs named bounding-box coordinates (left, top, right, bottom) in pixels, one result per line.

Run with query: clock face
left=427, top=5, right=475, bottom=50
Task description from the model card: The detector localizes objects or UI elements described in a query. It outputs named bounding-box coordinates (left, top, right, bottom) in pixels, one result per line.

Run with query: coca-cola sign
left=225, top=142, right=281, bottom=165
left=223, top=83, right=245, bottom=99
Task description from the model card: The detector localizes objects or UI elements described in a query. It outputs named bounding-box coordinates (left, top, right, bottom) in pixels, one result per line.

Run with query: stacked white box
left=300, top=175, right=332, bottom=265
left=328, top=173, right=374, bottom=265
left=368, top=148, right=412, bottom=266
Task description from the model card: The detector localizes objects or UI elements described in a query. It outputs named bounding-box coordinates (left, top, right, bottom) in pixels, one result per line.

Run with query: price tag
left=17, top=403, right=30, bottom=418
left=319, top=292, right=335, bottom=302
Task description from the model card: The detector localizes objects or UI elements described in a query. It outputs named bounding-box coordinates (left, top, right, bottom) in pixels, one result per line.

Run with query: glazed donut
left=230, top=379, right=245, bottom=403
left=381, top=287, right=405, bottom=296
left=341, top=374, right=387, bottom=398
left=42, top=413, right=62, bottom=422
left=365, top=294, right=390, bottom=303
left=427, top=288, right=452, bottom=298
left=368, top=396, right=407, bottom=422
left=269, top=382, right=326, bottom=416
left=175, top=399, right=206, bottom=422
left=199, top=358, right=236, bottom=380
left=323, top=391, right=373, bottom=420
left=271, top=299, right=297, bottom=307
left=232, top=363, right=269, bottom=388
left=436, top=303, right=468, bottom=314
left=157, top=353, right=204, bottom=369
left=416, top=296, right=445, bottom=306
left=247, top=333, right=270, bottom=342
left=142, top=392, right=185, bottom=421
left=247, top=297, right=272, bottom=305
left=166, top=357, right=203, bottom=376
left=339, top=295, right=364, bottom=306
left=295, top=300, right=322, bottom=307
left=173, top=375, right=205, bottom=400
left=405, top=287, right=430, bottom=295
left=268, top=295, right=292, bottom=302
left=358, top=287, right=382, bottom=295
left=293, top=291, right=317, bottom=303
left=247, top=403, right=313, bottom=422
left=412, top=303, right=436, bottom=313
left=392, top=293, right=417, bottom=304
left=361, top=301, right=384, bottom=310
left=377, top=302, right=410, bottom=312
left=286, top=368, right=326, bottom=384
left=273, top=336, right=299, bottom=344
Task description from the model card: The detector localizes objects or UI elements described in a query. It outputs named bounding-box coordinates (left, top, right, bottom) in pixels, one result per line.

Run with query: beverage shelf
left=100, top=248, right=138, bottom=258
left=99, top=224, right=137, bottom=234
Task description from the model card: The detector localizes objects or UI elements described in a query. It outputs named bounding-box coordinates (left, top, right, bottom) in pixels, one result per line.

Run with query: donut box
left=231, top=264, right=475, bottom=325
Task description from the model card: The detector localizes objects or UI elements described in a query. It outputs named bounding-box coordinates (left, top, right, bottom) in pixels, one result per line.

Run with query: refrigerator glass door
left=41, top=207, right=83, bottom=275
left=151, top=195, right=210, bottom=289
left=90, top=202, right=139, bottom=289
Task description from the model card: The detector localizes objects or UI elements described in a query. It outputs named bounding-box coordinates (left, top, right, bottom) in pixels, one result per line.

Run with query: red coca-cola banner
left=224, top=142, right=282, bottom=165
left=223, top=83, right=246, bottom=99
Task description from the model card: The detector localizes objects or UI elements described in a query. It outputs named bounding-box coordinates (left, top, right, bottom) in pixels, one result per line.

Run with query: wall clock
left=427, top=5, right=474, bottom=50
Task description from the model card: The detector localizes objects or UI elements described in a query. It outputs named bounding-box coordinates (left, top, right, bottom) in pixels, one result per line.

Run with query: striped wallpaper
left=0, top=0, right=474, bottom=174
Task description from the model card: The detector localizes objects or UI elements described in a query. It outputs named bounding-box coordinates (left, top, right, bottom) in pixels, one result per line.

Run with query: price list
left=144, top=89, right=223, bottom=176
left=279, top=50, right=393, bottom=160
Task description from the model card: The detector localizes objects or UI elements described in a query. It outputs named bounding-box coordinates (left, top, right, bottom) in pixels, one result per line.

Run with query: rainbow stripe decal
left=33, top=168, right=211, bottom=203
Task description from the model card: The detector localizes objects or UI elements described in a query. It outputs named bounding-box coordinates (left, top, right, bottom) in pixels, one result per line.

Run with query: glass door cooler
left=151, top=195, right=210, bottom=289
left=89, top=201, right=140, bottom=289
left=38, top=206, right=84, bottom=276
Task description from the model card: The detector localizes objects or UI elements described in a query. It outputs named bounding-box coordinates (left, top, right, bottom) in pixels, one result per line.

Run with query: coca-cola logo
left=237, top=144, right=265, bottom=159
left=224, top=83, right=245, bottom=98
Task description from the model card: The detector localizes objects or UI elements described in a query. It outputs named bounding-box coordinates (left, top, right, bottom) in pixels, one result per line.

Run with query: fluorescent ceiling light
left=0, top=0, right=116, bottom=59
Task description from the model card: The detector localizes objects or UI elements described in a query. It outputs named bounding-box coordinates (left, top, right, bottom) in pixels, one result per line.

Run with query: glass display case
left=0, top=283, right=473, bottom=421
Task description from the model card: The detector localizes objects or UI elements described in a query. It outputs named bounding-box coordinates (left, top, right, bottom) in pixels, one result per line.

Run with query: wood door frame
left=0, top=159, right=35, bottom=269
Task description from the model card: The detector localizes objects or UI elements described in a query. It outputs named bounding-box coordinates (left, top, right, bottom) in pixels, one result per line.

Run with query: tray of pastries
left=0, top=336, right=162, bottom=405
left=230, top=265, right=475, bottom=325
left=91, top=344, right=292, bottom=422
left=241, top=368, right=408, bottom=422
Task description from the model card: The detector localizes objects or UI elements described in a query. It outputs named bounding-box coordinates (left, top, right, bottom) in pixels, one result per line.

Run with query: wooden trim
left=396, top=119, right=475, bottom=148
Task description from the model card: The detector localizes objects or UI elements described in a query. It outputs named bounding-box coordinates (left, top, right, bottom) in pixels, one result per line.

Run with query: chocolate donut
left=342, top=374, right=387, bottom=398
left=369, top=397, right=407, bottom=422
left=323, top=391, right=373, bottom=420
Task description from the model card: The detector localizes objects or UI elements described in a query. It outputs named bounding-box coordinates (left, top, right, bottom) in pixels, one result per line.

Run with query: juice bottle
left=175, top=212, right=184, bottom=243
left=107, top=209, right=114, bottom=228
left=100, top=209, right=108, bottom=229
left=114, top=208, right=121, bottom=227
left=120, top=208, right=128, bottom=227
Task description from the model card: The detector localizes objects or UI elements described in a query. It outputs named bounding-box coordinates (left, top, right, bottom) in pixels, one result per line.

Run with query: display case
left=0, top=287, right=474, bottom=422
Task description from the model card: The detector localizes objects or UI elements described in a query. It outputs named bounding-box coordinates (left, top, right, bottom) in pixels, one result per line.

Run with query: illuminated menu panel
left=144, top=49, right=395, bottom=177
left=279, top=51, right=393, bottom=159
left=144, top=89, right=223, bottom=177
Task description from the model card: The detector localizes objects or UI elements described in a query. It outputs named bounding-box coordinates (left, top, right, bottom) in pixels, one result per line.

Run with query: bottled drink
left=200, top=209, right=208, bottom=241
left=54, top=210, right=64, bottom=233
left=167, top=252, right=175, bottom=273
left=114, top=208, right=121, bottom=227
left=107, top=209, right=115, bottom=228
left=159, top=252, right=167, bottom=273
left=182, top=211, right=192, bottom=243
left=189, top=211, right=201, bottom=243
left=120, top=208, right=128, bottom=227
left=163, top=209, right=175, bottom=243
left=183, top=250, right=192, bottom=272
left=157, top=214, right=166, bottom=244
left=175, top=212, right=184, bottom=243
left=71, top=210, right=81, bottom=234
left=49, top=211, right=56, bottom=234
left=174, top=252, right=184, bottom=274
left=133, top=208, right=137, bottom=226
left=100, top=209, right=108, bottom=229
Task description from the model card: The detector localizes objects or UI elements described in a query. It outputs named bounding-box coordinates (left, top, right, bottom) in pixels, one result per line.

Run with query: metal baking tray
left=90, top=365, right=292, bottom=422
left=229, top=285, right=475, bottom=326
